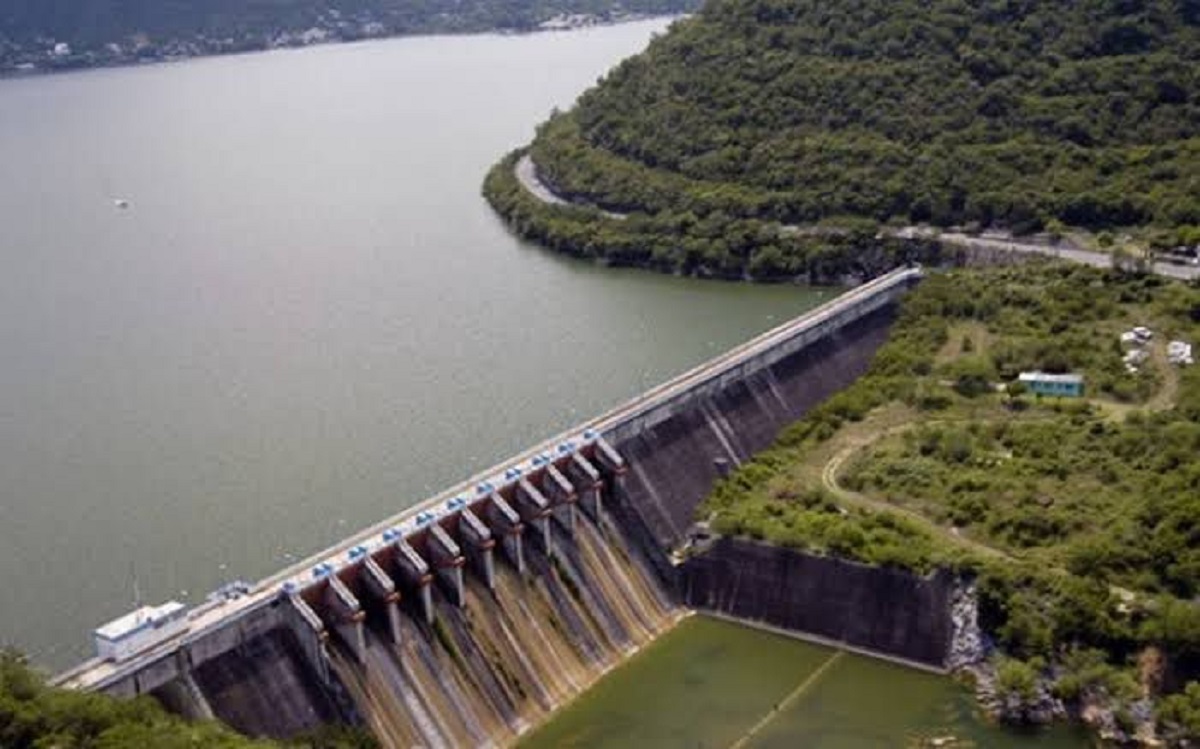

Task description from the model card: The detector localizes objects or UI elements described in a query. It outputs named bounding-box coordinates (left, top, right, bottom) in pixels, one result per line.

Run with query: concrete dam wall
left=679, top=539, right=955, bottom=670
left=59, top=268, right=966, bottom=746
left=607, top=301, right=897, bottom=556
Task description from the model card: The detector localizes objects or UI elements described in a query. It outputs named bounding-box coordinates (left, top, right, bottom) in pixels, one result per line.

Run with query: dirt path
left=1147, top=338, right=1181, bottom=411
left=819, top=423, right=1014, bottom=562
left=815, top=408, right=1141, bottom=602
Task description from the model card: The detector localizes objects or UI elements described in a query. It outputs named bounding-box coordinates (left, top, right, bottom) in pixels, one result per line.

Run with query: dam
left=55, top=267, right=936, bottom=744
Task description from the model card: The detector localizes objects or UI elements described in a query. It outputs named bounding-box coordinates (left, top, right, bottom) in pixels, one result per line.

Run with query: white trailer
left=93, top=601, right=188, bottom=662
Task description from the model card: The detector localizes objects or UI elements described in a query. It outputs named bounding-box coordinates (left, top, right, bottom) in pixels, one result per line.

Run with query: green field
left=519, top=616, right=1091, bottom=749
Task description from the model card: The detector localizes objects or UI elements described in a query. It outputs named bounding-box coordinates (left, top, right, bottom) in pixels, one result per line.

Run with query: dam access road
left=514, top=154, right=1200, bottom=282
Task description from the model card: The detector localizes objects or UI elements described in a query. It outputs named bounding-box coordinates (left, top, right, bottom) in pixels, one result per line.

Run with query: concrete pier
left=361, top=558, right=403, bottom=645
left=427, top=525, right=465, bottom=607
left=181, top=670, right=215, bottom=719
left=484, top=492, right=525, bottom=574
left=515, top=479, right=553, bottom=556
left=284, top=594, right=333, bottom=690
left=458, top=509, right=496, bottom=590
left=393, top=539, right=435, bottom=625
left=569, top=453, right=603, bottom=520
left=593, top=437, right=627, bottom=484
left=543, top=465, right=578, bottom=536
left=323, top=577, right=366, bottom=664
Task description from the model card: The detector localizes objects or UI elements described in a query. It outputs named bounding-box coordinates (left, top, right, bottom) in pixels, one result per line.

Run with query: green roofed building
left=1018, top=371, right=1085, bottom=398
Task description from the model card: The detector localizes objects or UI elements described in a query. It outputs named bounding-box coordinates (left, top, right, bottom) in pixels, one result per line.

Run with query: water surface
left=520, top=617, right=1094, bottom=749
left=0, top=21, right=831, bottom=666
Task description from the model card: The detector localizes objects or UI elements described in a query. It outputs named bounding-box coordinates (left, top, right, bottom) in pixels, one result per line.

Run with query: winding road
left=514, top=155, right=1200, bottom=281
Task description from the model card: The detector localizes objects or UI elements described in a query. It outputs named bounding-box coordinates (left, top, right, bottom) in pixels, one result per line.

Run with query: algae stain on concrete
left=518, top=616, right=1093, bottom=749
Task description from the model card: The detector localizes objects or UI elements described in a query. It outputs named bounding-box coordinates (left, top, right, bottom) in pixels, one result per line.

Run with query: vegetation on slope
left=0, top=650, right=376, bottom=749
left=698, top=263, right=1200, bottom=741
left=484, top=150, right=949, bottom=281
left=487, top=0, right=1199, bottom=277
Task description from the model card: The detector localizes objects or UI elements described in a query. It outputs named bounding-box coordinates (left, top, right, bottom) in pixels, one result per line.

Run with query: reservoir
left=0, top=19, right=829, bottom=667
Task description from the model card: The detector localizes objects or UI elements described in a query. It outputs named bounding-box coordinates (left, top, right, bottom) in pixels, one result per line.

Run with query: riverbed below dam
left=520, top=616, right=1092, bottom=749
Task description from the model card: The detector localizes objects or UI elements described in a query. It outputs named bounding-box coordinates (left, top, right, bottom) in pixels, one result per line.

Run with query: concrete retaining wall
left=612, top=302, right=897, bottom=553
left=601, top=282, right=958, bottom=670
left=189, top=626, right=343, bottom=738
left=187, top=601, right=284, bottom=670
left=680, top=538, right=955, bottom=669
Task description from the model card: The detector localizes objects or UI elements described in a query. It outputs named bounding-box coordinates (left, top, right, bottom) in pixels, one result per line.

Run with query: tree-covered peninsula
left=485, top=0, right=1199, bottom=279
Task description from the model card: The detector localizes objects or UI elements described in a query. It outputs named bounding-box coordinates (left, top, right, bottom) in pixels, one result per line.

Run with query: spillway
left=316, top=486, right=681, bottom=748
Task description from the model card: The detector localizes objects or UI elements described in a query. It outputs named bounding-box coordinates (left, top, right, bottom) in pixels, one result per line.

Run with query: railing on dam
left=55, top=265, right=923, bottom=693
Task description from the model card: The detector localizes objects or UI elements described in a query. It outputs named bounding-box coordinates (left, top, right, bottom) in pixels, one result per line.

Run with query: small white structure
left=1168, top=340, right=1194, bottom=366
left=1123, top=348, right=1149, bottom=363
left=94, top=601, right=188, bottom=662
left=1132, top=326, right=1153, bottom=343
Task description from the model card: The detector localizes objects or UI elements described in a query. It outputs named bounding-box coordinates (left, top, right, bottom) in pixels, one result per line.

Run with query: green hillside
left=699, top=262, right=1200, bottom=742
left=486, top=0, right=1199, bottom=278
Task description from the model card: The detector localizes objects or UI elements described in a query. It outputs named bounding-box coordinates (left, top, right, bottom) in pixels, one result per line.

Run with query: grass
left=694, top=263, right=1200, bottom=741
left=935, top=322, right=993, bottom=366
left=704, top=262, right=1200, bottom=598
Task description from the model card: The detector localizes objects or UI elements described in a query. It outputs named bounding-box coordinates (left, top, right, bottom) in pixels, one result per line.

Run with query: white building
left=94, top=601, right=188, bottom=662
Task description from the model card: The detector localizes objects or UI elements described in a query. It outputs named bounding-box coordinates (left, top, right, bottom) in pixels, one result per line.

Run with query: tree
left=952, top=356, right=996, bottom=398
left=996, top=657, right=1043, bottom=704
left=1046, top=219, right=1067, bottom=246
left=1157, top=682, right=1200, bottom=742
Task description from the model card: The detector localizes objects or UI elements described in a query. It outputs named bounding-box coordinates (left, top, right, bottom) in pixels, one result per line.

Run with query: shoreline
left=0, top=13, right=682, bottom=82
left=501, top=149, right=1200, bottom=283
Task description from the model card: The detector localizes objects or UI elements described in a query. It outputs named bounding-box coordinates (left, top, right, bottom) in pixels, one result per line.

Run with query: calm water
left=0, top=22, right=835, bottom=667
left=520, top=617, right=1094, bottom=749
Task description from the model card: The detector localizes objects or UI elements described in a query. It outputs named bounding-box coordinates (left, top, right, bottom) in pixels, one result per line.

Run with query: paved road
left=515, top=154, right=570, bottom=207
left=512, top=156, right=1199, bottom=282
left=514, top=154, right=626, bottom=219
left=936, top=232, right=1200, bottom=281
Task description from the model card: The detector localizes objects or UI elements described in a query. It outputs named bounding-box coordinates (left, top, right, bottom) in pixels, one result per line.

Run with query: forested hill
left=0, top=0, right=694, bottom=72
left=486, top=0, right=1199, bottom=278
